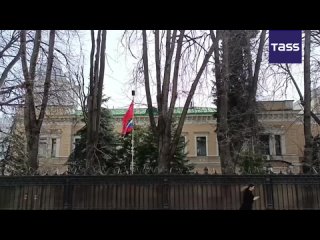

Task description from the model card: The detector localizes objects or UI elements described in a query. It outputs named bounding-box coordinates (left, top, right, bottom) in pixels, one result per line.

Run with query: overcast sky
left=0, top=30, right=310, bottom=129
left=80, top=30, right=218, bottom=110
left=80, top=30, right=135, bottom=109
left=79, top=30, right=307, bottom=110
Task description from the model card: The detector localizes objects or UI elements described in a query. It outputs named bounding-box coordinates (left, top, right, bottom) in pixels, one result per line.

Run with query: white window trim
left=56, top=138, right=60, bottom=157
left=273, top=134, right=283, bottom=156
left=281, top=135, right=286, bottom=155
left=261, top=133, right=285, bottom=157
left=194, top=135, right=208, bottom=157
left=53, top=138, right=60, bottom=158
left=215, top=135, right=219, bottom=156
left=51, top=138, right=56, bottom=158
left=39, top=133, right=61, bottom=158
left=50, top=137, right=60, bottom=158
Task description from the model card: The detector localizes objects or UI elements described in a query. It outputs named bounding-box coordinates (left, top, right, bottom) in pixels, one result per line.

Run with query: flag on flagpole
left=122, top=101, right=134, bottom=136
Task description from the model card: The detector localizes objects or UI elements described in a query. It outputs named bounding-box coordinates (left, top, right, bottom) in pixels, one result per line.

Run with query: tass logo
left=269, top=30, right=302, bottom=63
left=270, top=43, right=300, bottom=52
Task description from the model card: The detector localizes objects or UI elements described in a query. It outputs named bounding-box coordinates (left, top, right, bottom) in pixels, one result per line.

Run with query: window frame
left=195, top=135, right=208, bottom=157
left=51, top=138, right=57, bottom=158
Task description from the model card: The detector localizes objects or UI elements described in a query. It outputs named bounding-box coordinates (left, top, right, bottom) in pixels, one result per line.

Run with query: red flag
left=122, top=101, right=134, bottom=136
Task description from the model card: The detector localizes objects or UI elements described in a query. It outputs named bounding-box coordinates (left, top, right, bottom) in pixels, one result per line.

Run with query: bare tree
left=1, top=30, right=82, bottom=175
left=265, top=31, right=320, bottom=173
left=0, top=31, right=24, bottom=114
left=20, top=30, right=56, bottom=172
left=280, top=64, right=320, bottom=125
left=86, top=30, right=107, bottom=174
left=280, top=31, right=314, bottom=171
left=0, top=30, right=21, bottom=89
left=138, top=30, right=215, bottom=173
left=71, top=63, right=87, bottom=118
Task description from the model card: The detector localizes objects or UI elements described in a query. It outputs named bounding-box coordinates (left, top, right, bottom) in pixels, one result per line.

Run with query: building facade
left=13, top=99, right=320, bottom=175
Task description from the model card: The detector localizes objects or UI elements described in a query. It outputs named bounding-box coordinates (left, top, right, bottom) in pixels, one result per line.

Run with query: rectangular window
left=275, top=135, right=282, bottom=156
left=196, top=136, right=207, bottom=156
left=259, top=135, right=270, bottom=155
left=38, top=138, right=47, bottom=157
left=51, top=138, right=57, bottom=157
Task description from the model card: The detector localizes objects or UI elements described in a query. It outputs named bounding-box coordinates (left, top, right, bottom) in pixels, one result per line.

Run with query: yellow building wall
left=14, top=104, right=320, bottom=175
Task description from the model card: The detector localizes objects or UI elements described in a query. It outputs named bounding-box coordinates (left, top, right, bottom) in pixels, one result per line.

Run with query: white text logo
left=270, top=43, right=300, bottom=52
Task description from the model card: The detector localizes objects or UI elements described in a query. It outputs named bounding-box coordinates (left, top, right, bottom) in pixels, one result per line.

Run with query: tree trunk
left=218, top=30, right=233, bottom=174
left=303, top=30, right=313, bottom=172
left=26, top=132, right=40, bottom=170
left=142, top=30, right=157, bottom=136
left=210, top=30, right=233, bottom=174
left=247, top=30, right=266, bottom=140
left=158, top=134, right=171, bottom=173
left=86, top=30, right=107, bottom=174
left=20, top=30, right=55, bottom=173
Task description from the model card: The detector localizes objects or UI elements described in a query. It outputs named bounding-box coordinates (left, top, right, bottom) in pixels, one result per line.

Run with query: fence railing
left=0, top=175, right=319, bottom=210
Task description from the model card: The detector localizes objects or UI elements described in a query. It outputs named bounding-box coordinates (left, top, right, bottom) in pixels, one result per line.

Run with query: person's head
left=248, top=184, right=255, bottom=191
left=241, top=184, right=255, bottom=192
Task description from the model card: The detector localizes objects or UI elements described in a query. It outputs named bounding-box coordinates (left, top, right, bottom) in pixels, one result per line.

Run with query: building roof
left=75, top=107, right=216, bottom=117
left=257, top=100, right=295, bottom=111
left=74, top=100, right=298, bottom=118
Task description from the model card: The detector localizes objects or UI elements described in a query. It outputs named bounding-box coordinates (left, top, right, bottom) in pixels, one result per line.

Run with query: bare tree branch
left=161, top=30, right=177, bottom=113
left=171, top=38, right=215, bottom=157
left=0, top=50, right=20, bottom=88
left=168, top=30, right=185, bottom=120
left=38, top=30, right=56, bottom=124
left=0, top=96, right=22, bottom=106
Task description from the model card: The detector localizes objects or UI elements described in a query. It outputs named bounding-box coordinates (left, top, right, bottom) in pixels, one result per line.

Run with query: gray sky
left=0, top=30, right=308, bottom=126
left=81, top=30, right=217, bottom=109
left=75, top=30, right=306, bottom=109
left=81, top=30, right=135, bottom=109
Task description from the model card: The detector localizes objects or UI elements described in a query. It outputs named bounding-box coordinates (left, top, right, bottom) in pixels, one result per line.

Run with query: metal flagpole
left=131, top=90, right=135, bottom=175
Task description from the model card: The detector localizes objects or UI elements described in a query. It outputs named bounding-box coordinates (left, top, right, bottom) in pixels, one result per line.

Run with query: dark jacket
left=240, top=189, right=254, bottom=210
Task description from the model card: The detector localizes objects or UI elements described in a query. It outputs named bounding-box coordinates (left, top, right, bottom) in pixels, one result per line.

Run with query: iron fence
left=0, top=175, right=319, bottom=210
